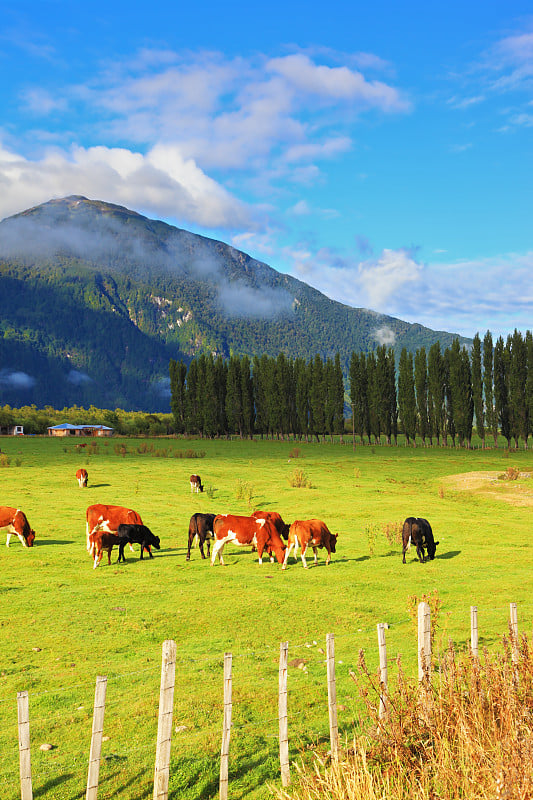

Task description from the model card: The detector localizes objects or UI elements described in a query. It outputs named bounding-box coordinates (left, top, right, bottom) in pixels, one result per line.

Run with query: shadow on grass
left=34, top=772, right=73, bottom=798
left=87, top=483, right=112, bottom=488
left=36, top=540, right=75, bottom=546
left=437, top=550, right=461, bottom=560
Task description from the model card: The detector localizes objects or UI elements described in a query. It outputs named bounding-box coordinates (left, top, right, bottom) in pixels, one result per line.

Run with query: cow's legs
left=282, top=541, right=295, bottom=569
left=325, top=548, right=332, bottom=566
left=300, top=544, right=308, bottom=569
left=5, top=533, right=11, bottom=547
left=211, top=539, right=225, bottom=565
left=313, top=547, right=318, bottom=566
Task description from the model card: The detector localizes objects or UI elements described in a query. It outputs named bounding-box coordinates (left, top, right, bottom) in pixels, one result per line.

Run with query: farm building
left=0, top=425, right=24, bottom=436
left=47, top=423, right=114, bottom=437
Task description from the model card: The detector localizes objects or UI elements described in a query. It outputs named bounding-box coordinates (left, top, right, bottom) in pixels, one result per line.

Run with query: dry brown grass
left=276, top=634, right=533, bottom=800
left=444, top=470, right=533, bottom=507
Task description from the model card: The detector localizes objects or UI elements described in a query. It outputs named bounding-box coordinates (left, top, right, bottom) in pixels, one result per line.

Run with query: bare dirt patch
left=443, top=471, right=533, bottom=507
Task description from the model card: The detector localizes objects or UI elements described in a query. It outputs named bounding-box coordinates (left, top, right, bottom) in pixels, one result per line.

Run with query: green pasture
left=0, top=435, right=532, bottom=800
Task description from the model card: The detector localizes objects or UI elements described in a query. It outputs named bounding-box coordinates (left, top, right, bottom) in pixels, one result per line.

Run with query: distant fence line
left=13, top=601, right=525, bottom=800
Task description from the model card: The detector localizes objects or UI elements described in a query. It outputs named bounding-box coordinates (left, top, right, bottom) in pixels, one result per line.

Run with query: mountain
left=0, top=196, right=469, bottom=411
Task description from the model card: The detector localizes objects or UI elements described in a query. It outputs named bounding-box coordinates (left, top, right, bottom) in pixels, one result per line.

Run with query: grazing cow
left=116, top=524, right=160, bottom=562
left=76, top=468, right=88, bottom=488
left=282, top=519, right=337, bottom=569
left=86, top=504, right=143, bottom=551
left=190, top=474, right=204, bottom=493
left=211, top=514, right=286, bottom=566
left=187, top=513, right=217, bottom=561
left=88, top=531, right=121, bottom=568
left=402, top=517, right=439, bottom=564
left=0, top=506, right=36, bottom=548
left=251, top=511, right=290, bottom=540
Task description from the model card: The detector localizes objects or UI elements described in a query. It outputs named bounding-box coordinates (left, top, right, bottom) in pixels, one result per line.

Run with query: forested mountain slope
left=0, top=196, right=468, bottom=411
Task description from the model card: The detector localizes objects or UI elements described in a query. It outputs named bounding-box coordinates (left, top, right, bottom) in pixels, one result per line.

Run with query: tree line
left=169, top=330, right=533, bottom=448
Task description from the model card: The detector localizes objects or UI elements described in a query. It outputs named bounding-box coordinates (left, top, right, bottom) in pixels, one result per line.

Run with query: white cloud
left=373, top=326, right=396, bottom=345
left=0, top=369, right=36, bottom=390
left=0, top=142, right=250, bottom=229
left=357, top=249, right=423, bottom=307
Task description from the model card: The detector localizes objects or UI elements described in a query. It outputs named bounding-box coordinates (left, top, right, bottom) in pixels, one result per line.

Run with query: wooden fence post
left=86, top=676, right=107, bottom=800
left=220, top=653, right=232, bottom=800
left=279, top=642, right=290, bottom=787
left=326, top=633, right=339, bottom=760
left=17, top=690, right=32, bottom=800
left=153, top=640, right=176, bottom=800
left=470, top=606, right=478, bottom=658
left=377, top=623, right=388, bottom=719
left=510, top=603, right=519, bottom=664
left=417, top=602, right=431, bottom=683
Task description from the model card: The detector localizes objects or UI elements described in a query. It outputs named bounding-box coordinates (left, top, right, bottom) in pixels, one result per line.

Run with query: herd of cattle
left=1, top=471, right=439, bottom=569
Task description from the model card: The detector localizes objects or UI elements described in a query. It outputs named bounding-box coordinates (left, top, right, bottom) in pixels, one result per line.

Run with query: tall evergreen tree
left=375, top=346, right=393, bottom=444
left=294, top=357, right=310, bottom=441
left=334, top=353, right=345, bottom=443
left=199, top=353, right=218, bottom=438
left=428, top=342, right=445, bottom=445
left=214, top=356, right=227, bottom=436
left=526, top=331, right=533, bottom=450
left=169, top=358, right=187, bottom=434
left=240, top=355, right=254, bottom=438
left=225, top=356, right=243, bottom=437
left=252, top=354, right=268, bottom=438
left=443, top=346, right=455, bottom=446
left=494, top=336, right=510, bottom=447
left=508, top=330, right=528, bottom=448
left=349, top=352, right=369, bottom=444
left=398, top=348, right=416, bottom=445
left=483, top=331, right=498, bottom=446
left=471, top=333, right=485, bottom=446
left=185, top=359, right=201, bottom=435
left=414, top=347, right=429, bottom=444
left=309, top=354, right=325, bottom=442
left=448, top=339, right=473, bottom=447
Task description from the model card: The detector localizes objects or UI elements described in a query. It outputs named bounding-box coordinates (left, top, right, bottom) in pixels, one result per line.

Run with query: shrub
left=288, top=447, right=302, bottom=459
left=382, top=521, right=403, bottom=547
left=499, top=466, right=520, bottom=481
left=0, top=453, right=10, bottom=467
left=364, top=523, right=379, bottom=556
left=235, top=480, right=254, bottom=506
left=288, top=469, right=312, bottom=488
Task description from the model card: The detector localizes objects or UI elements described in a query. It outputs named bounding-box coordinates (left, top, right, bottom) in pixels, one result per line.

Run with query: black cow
left=117, top=523, right=160, bottom=562
left=187, top=513, right=217, bottom=561
left=402, top=517, right=439, bottom=563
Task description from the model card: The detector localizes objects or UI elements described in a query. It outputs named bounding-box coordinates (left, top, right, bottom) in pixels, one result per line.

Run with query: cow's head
left=427, top=540, right=439, bottom=560
left=25, top=529, right=36, bottom=547
left=151, top=536, right=161, bottom=550
left=330, top=533, right=338, bottom=553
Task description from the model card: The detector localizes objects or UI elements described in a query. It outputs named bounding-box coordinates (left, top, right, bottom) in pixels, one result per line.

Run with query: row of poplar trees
left=169, top=329, right=533, bottom=447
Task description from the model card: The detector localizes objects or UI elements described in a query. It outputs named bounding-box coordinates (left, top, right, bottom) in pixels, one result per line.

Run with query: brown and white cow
left=250, top=510, right=290, bottom=554
left=282, top=519, right=337, bottom=569
left=187, top=513, right=217, bottom=561
left=211, top=514, right=286, bottom=566
left=402, top=517, right=439, bottom=563
left=190, top=474, right=204, bottom=493
left=0, top=506, right=36, bottom=548
left=86, top=504, right=143, bottom=551
left=88, top=531, right=121, bottom=568
left=76, top=468, right=88, bottom=488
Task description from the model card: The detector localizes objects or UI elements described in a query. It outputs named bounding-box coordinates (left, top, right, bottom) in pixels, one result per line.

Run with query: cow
left=116, top=524, right=160, bottom=562
left=1, top=506, right=36, bottom=548
left=88, top=531, right=121, bottom=568
left=210, top=514, right=286, bottom=566
left=187, top=513, right=217, bottom=561
left=251, top=511, right=290, bottom=541
left=402, top=517, right=439, bottom=564
left=86, top=504, right=143, bottom=551
left=250, top=510, right=290, bottom=555
left=282, top=519, right=337, bottom=569
left=190, top=475, right=204, bottom=493
left=76, top=468, right=88, bottom=488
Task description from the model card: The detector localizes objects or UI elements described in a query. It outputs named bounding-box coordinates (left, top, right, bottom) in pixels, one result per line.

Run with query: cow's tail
left=406, top=519, right=413, bottom=550
left=193, top=514, right=199, bottom=548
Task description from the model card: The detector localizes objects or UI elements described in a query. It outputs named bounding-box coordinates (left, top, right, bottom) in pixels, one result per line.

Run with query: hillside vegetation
left=0, top=196, right=468, bottom=411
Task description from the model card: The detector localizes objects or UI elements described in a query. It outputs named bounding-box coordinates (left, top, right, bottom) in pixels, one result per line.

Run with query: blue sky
left=0, top=0, right=531, bottom=339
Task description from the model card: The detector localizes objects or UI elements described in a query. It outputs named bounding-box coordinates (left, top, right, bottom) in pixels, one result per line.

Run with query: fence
left=11, top=601, right=525, bottom=800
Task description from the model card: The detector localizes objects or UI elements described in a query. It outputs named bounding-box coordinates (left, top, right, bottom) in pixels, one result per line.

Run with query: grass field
left=0, top=435, right=532, bottom=800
